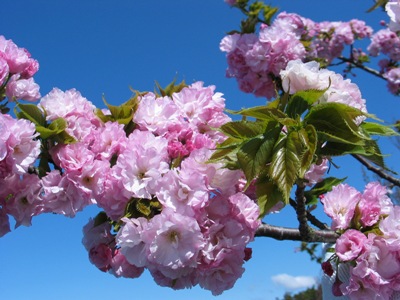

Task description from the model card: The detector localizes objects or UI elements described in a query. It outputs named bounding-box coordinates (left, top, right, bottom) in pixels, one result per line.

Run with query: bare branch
left=352, top=154, right=400, bottom=188
left=337, top=56, right=386, bottom=80
left=255, top=223, right=338, bottom=243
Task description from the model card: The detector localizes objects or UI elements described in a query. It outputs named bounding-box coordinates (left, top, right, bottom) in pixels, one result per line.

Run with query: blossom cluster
left=321, top=182, right=400, bottom=299
left=220, top=11, right=372, bottom=99
left=0, top=35, right=40, bottom=103
left=0, top=75, right=262, bottom=294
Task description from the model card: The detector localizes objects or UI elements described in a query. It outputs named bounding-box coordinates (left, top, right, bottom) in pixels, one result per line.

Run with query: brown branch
left=337, top=56, right=386, bottom=80
left=352, top=154, right=400, bottom=188
left=289, top=198, right=330, bottom=230
left=255, top=223, right=339, bottom=243
left=295, top=182, right=314, bottom=241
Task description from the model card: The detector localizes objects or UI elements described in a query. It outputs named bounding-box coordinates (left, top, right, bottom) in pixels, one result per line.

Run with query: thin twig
left=337, top=56, right=386, bottom=80
left=352, top=154, right=400, bottom=187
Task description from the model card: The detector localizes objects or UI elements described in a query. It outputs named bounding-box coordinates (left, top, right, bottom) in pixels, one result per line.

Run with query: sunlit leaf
left=269, top=131, right=303, bottom=203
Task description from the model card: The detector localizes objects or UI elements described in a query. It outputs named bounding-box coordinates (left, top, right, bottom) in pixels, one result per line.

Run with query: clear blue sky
left=0, top=1, right=398, bottom=300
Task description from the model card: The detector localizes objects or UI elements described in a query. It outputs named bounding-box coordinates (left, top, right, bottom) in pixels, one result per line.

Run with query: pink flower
left=321, top=183, right=362, bottom=230
left=198, top=249, right=245, bottom=296
left=42, top=170, right=93, bottom=217
left=133, top=93, right=179, bottom=135
left=280, top=59, right=332, bottom=93
left=0, top=207, right=10, bottom=237
left=116, top=217, right=149, bottom=268
left=358, top=182, right=392, bottom=227
left=304, top=158, right=329, bottom=186
left=5, top=74, right=41, bottom=102
left=141, top=209, right=205, bottom=277
left=379, top=206, right=400, bottom=250
left=89, top=243, right=113, bottom=272
left=386, top=0, right=400, bottom=32
left=39, top=88, right=96, bottom=121
left=109, top=250, right=144, bottom=278
left=82, top=217, right=114, bottom=252
left=0, top=36, right=31, bottom=74
left=0, top=57, right=9, bottom=86
left=335, top=229, right=367, bottom=261
left=0, top=174, right=43, bottom=228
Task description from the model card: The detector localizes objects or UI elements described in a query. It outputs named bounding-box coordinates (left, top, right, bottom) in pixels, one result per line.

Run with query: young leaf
left=15, top=103, right=46, bottom=126
left=305, top=102, right=368, bottom=144
left=237, top=126, right=281, bottom=183
left=220, top=121, right=266, bottom=139
left=269, top=131, right=304, bottom=203
left=286, top=88, right=327, bottom=118
left=361, top=122, right=400, bottom=137
left=298, top=125, right=318, bottom=178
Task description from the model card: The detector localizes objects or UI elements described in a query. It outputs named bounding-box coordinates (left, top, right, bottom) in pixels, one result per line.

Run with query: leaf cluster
left=211, top=89, right=397, bottom=217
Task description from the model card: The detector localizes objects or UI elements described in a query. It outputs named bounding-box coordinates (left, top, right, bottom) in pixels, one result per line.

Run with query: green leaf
left=48, top=117, right=67, bottom=132
left=220, top=121, right=266, bottom=140
left=237, top=126, right=281, bottom=184
left=305, top=102, right=368, bottom=145
left=155, top=78, right=187, bottom=97
left=93, top=211, right=109, bottom=227
left=304, top=177, right=346, bottom=205
left=227, top=105, right=287, bottom=121
left=262, top=5, right=278, bottom=25
left=256, top=177, right=284, bottom=218
left=15, top=103, right=46, bottom=126
left=298, top=125, right=317, bottom=178
left=361, top=122, right=400, bottom=137
left=269, top=131, right=304, bottom=203
left=286, top=88, right=328, bottom=118
left=366, top=0, right=387, bottom=12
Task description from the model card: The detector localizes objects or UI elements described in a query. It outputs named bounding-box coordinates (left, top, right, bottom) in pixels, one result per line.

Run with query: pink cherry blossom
left=321, top=183, right=362, bottom=230
left=0, top=173, right=43, bottom=228
left=89, top=243, right=113, bottom=272
left=82, top=217, right=114, bottom=252
left=141, top=209, right=205, bottom=277
left=5, top=74, right=41, bottom=102
left=335, top=229, right=367, bottom=261
left=109, top=250, right=144, bottom=278
left=386, top=0, right=400, bottom=32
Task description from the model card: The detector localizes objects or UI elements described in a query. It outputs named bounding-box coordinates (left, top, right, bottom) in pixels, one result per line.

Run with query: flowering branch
left=352, top=154, right=400, bottom=187
left=255, top=223, right=338, bottom=243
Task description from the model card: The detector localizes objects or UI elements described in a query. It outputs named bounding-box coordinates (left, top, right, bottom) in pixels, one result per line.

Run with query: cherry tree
left=0, top=0, right=400, bottom=299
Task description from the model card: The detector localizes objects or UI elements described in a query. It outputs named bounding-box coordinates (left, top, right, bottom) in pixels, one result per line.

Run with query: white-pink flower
left=5, top=74, right=41, bottom=102
left=141, top=209, right=205, bottom=277
left=386, top=0, right=400, bottom=32
left=321, top=183, right=362, bottom=230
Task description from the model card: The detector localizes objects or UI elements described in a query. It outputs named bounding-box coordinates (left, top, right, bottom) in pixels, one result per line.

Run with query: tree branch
left=337, top=56, right=386, bottom=80
left=255, top=223, right=338, bottom=243
left=352, top=154, right=400, bottom=187
left=289, top=198, right=330, bottom=230
left=295, top=182, right=314, bottom=241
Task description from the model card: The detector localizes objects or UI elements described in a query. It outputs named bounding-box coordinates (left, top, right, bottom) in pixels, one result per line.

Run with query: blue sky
left=0, top=1, right=399, bottom=300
